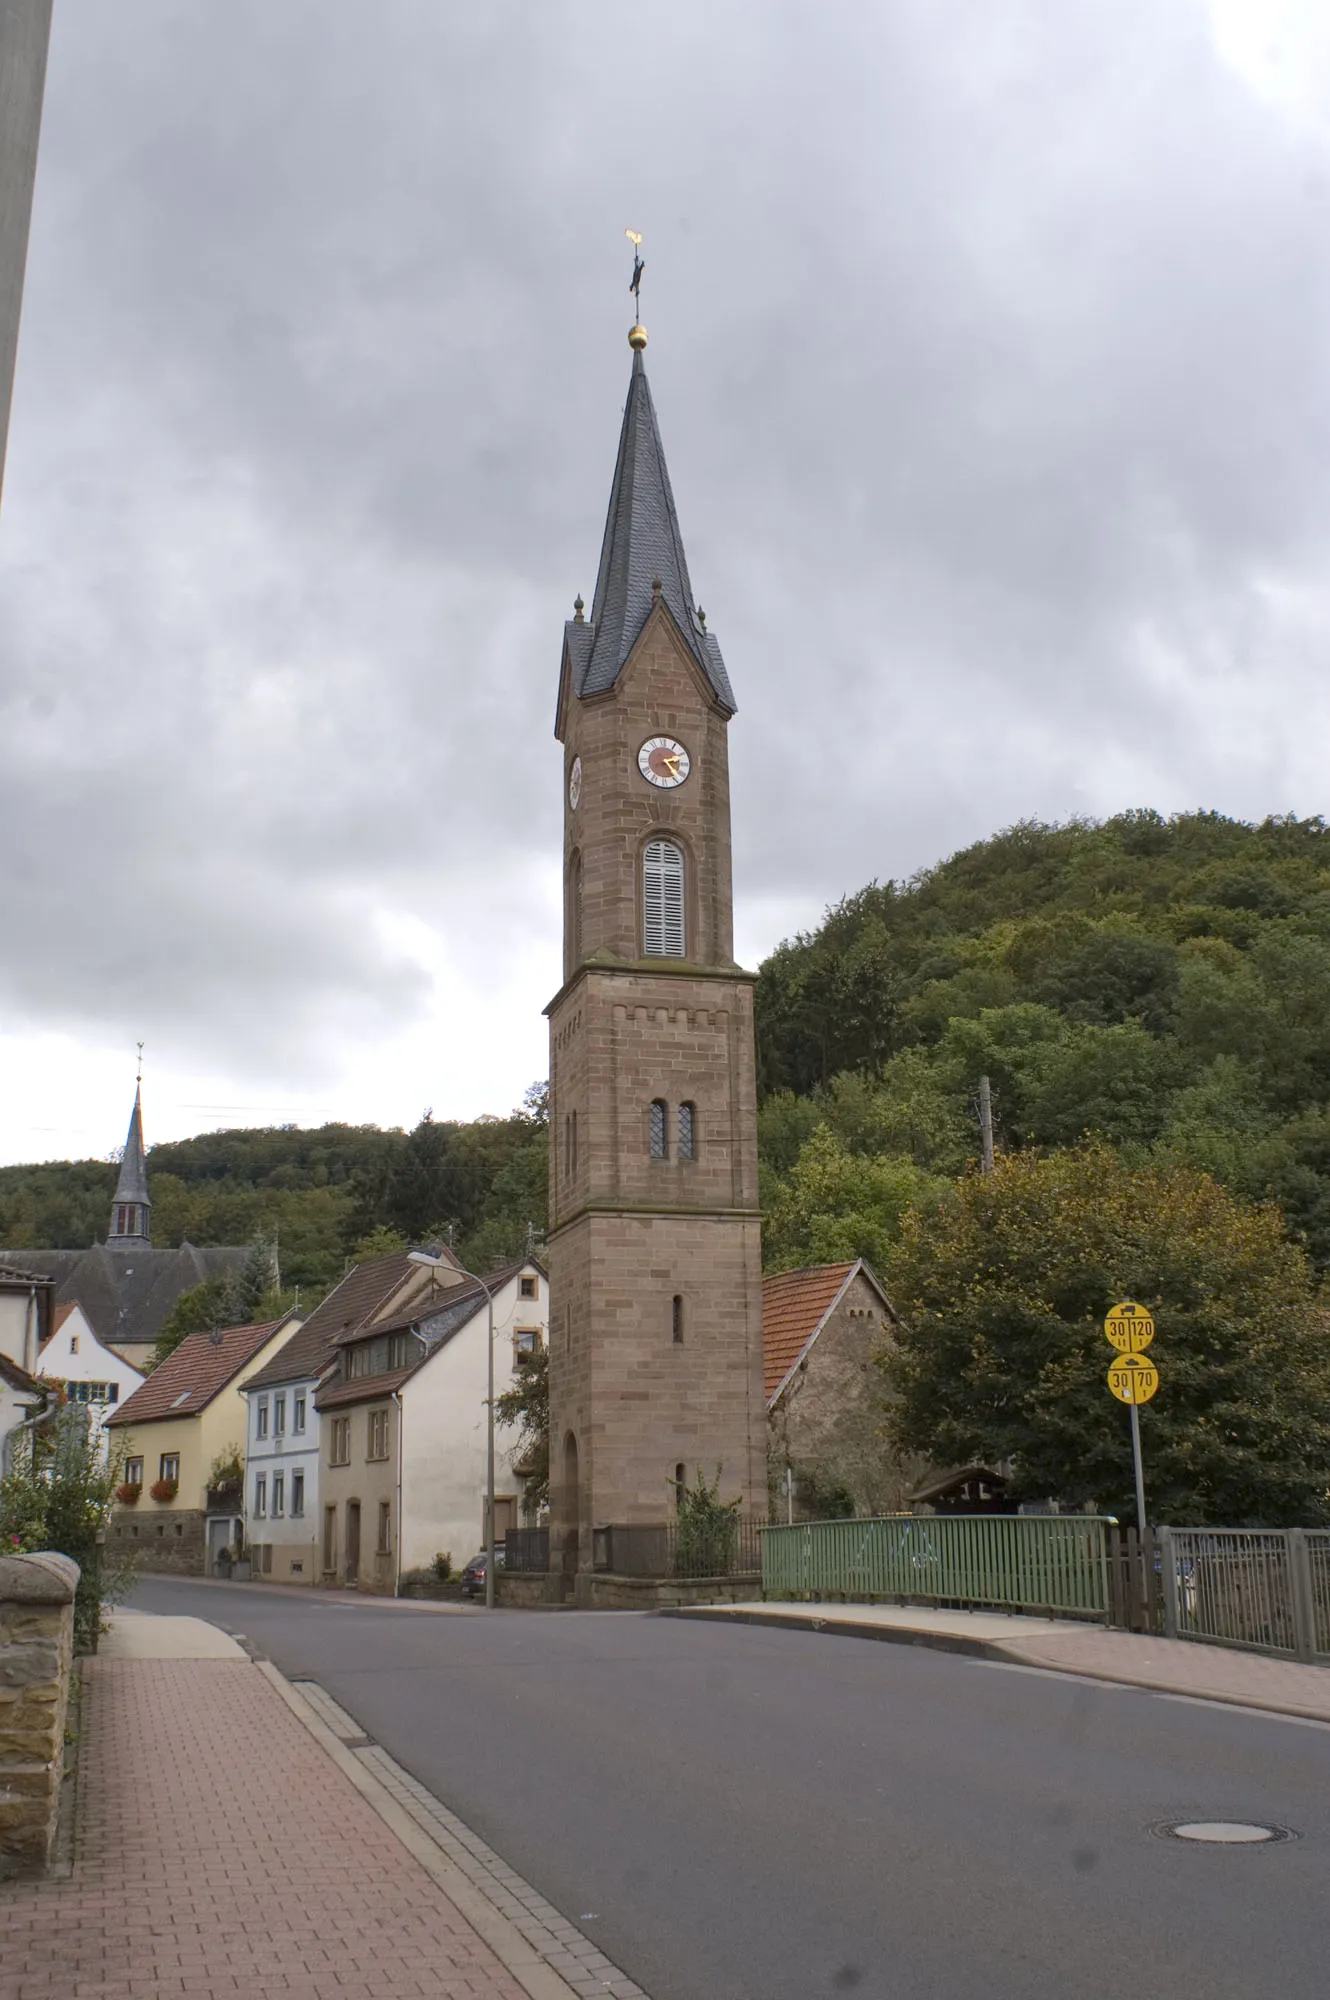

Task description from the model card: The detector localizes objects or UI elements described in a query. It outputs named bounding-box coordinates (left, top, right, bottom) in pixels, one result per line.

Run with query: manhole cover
left=1155, top=1820, right=1295, bottom=1844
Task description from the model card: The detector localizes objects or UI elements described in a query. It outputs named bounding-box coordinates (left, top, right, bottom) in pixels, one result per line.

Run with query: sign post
left=1103, top=1303, right=1158, bottom=1536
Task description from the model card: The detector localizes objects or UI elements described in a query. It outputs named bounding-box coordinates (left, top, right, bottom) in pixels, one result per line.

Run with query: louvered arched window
left=643, top=839, right=685, bottom=957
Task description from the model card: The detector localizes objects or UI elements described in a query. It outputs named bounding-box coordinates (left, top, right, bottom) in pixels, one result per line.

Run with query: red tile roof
left=762, top=1263, right=857, bottom=1402
left=106, top=1317, right=293, bottom=1427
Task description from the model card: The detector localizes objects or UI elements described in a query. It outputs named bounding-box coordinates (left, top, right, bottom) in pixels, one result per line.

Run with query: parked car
left=461, top=1548, right=505, bottom=1598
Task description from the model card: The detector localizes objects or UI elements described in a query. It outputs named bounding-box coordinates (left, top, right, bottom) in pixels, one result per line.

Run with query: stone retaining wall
left=107, top=1506, right=207, bottom=1574
left=0, top=1551, right=78, bottom=1875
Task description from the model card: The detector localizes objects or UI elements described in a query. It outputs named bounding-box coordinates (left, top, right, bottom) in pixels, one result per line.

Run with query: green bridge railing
left=760, top=1515, right=1112, bottom=1617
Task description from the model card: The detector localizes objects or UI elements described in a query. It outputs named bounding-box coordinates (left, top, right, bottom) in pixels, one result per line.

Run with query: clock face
left=638, top=736, right=691, bottom=789
left=568, top=756, right=582, bottom=811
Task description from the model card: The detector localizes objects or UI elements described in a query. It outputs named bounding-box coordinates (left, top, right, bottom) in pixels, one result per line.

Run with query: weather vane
left=626, top=230, right=647, bottom=350
left=136, top=1040, right=144, bottom=1085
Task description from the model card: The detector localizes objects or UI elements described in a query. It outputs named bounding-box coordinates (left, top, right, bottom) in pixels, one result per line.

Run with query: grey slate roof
left=0, top=1242, right=248, bottom=1354
left=568, top=351, right=735, bottom=714
left=112, top=1086, right=150, bottom=1207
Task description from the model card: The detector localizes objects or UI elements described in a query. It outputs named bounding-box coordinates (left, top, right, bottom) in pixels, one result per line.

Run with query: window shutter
left=643, top=840, right=685, bottom=957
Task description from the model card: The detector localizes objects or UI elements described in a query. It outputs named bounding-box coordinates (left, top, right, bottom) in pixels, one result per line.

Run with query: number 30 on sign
left=1106, top=1354, right=1160, bottom=1404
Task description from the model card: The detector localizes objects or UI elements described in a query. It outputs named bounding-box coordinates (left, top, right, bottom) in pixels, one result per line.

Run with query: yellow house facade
left=105, top=1311, right=301, bottom=1576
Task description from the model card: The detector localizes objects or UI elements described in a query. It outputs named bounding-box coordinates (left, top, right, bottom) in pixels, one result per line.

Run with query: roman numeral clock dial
left=638, top=736, right=690, bottom=788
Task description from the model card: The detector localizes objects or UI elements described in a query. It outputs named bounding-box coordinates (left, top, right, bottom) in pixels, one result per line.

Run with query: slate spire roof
left=112, top=1084, right=150, bottom=1209
left=565, top=348, right=735, bottom=714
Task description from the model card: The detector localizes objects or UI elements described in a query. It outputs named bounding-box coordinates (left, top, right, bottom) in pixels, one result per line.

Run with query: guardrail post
left=1289, top=1529, right=1316, bottom=1664
left=1159, top=1527, right=1179, bottom=1640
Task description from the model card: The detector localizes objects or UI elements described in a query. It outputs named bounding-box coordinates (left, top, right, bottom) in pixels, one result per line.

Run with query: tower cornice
left=544, top=955, right=757, bottom=1019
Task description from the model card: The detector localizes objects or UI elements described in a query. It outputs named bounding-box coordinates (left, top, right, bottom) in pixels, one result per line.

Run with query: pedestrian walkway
left=664, top=1600, right=1330, bottom=1722
left=0, top=1615, right=562, bottom=2000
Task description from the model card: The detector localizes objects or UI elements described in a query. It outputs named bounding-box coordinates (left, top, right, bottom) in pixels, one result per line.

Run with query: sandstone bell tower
left=546, top=312, right=765, bottom=1573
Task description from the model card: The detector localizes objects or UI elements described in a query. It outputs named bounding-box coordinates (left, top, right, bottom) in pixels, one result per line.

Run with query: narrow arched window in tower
left=678, top=1102, right=696, bottom=1160
left=643, top=838, right=685, bottom=957
left=570, top=1109, right=578, bottom=1180
left=649, top=1099, right=668, bottom=1159
left=672, top=1295, right=684, bottom=1343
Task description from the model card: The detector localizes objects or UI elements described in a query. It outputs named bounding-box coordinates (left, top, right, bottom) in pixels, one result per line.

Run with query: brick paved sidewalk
left=0, top=1656, right=533, bottom=2000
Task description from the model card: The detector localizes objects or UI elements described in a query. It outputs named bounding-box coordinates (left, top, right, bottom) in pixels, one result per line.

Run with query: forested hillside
left=756, top=811, right=1330, bottom=1273
left=8, top=809, right=1330, bottom=1308
left=0, top=1089, right=548, bottom=1295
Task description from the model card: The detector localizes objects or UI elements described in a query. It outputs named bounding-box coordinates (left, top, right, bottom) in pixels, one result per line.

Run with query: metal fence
left=1160, top=1527, right=1330, bottom=1662
left=761, top=1515, right=1111, bottom=1616
left=502, top=1527, right=549, bottom=1573
left=503, top=1521, right=764, bottom=1578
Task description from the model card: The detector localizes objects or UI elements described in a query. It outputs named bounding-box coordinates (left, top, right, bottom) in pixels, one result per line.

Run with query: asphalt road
left=130, top=1577, right=1330, bottom=2000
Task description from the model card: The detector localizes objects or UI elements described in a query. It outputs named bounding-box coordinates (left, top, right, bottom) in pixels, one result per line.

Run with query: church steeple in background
left=108, top=1064, right=151, bottom=1249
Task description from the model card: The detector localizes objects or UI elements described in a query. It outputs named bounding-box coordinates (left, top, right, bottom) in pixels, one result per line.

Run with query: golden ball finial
left=629, top=322, right=648, bottom=351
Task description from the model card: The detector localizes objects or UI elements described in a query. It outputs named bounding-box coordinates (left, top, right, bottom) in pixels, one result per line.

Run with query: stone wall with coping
left=107, top=1505, right=207, bottom=1574
left=0, top=1550, right=78, bottom=1875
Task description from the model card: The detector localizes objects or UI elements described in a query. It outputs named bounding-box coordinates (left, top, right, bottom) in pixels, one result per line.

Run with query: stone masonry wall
left=107, top=1507, right=207, bottom=1575
left=0, top=1551, right=78, bottom=1875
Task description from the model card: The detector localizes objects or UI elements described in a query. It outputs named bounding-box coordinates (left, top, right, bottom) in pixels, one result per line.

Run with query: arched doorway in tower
left=562, top=1430, right=580, bottom=1574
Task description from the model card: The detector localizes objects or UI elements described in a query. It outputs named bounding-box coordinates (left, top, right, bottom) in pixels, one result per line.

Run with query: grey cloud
left=4, top=0, right=1330, bottom=1103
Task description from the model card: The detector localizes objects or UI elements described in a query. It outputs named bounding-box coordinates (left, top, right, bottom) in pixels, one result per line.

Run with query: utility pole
left=0, top=0, right=54, bottom=515
left=978, top=1074, right=995, bottom=1174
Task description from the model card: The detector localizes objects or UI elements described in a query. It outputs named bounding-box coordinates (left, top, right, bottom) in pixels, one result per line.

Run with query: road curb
left=656, top=1604, right=1000, bottom=1659
left=257, top=1658, right=649, bottom=2000
left=658, top=1606, right=1330, bottom=1726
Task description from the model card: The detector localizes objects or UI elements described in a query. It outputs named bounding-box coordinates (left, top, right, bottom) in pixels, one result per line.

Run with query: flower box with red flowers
left=116, top=1482, right=143, bottom=1506
left=149, top=1477, right=179, bottom=1503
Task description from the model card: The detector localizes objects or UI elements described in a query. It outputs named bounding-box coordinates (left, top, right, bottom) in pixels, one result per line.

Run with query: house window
left=330, top=1417, right=351, bottom=1466
left=125, top=1457, right=143, bottom=1486
left=291, top=1471, right=305, bottom=1518
left=293, top=1394, right=306, bottom=1433
left=514, top=1328, right=541, bottom=1368
left=256, top=1400, right=269, bottom=1439
left=274, top=1394, right=286, bottom=1435
left=674, top=1463, right=686, bottom=1508
left=672, top=1295, right=684, bottom=1344
left=254, top=1474, right=267, bottom=1518
left=272, top=1473, right=285, bottom=1517
left=678, top=1102, right=696, bottom=1160
left=69, top=1335, right=79, bottom=1355
left=159, top=1454, right=179, bottom=1483
left=68, top=1381, right=115, bottom=1404
left=643, top=838, right=685, bottom=956
left=649, top=1100, right=668, bottom=1159
left=520, top=1276, right=537, bottom=1300
left=367, top=1409, right=390, bottom=1461
left=386, top=1331, right=416, bottom=1370
left=377, top=1500, right=392, bottom=1556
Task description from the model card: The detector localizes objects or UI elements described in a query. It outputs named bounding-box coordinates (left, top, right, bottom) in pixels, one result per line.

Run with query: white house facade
left=0, top=1265, right=53, bottom=1472
left=37, top=1302, right=145, bottom=1451
left=242, top=1368, right=322, bottom=1581
left=398, top=1262, right=549, bottom=1573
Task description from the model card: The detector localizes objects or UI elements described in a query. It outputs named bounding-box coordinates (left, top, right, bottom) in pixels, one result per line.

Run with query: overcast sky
left=3, top=0, right=1329, bottom=1164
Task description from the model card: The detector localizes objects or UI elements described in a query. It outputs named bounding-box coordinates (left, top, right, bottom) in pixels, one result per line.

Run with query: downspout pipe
left=392, top=1387, right=404, bottom=1597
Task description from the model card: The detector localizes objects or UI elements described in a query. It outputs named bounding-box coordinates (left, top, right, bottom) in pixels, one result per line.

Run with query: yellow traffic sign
left=1104, top=1301, right=1155, bottom=1353
left=1107, top=1353, right=1160, bottom=1404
